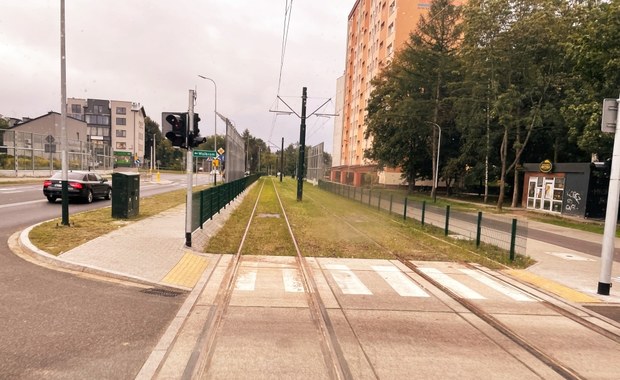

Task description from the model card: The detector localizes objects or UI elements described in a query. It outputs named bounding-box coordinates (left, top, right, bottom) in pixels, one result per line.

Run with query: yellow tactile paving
left=505, top=269, right=601, bottom=303
left=161, top=252, right=209, bottom=288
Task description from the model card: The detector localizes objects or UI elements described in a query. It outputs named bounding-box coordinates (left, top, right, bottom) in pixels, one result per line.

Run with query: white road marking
left=418, top=267, right=486, bottom=300
left=459, top=269, right=536, bottom=302
left=371, top=265, right=429, bottom=297
left=282, top=269, right=305, bottom=292
left=325, top=264, right=372, bottom=295
left=235, top=269, right=257, bottom=291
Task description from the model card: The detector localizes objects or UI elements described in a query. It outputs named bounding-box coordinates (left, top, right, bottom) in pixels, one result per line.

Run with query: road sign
left=217, top=147, right=225, bottom=155
left=602, top=98, right=618, bottom=133
left=193, top=150, right=216, bottom=158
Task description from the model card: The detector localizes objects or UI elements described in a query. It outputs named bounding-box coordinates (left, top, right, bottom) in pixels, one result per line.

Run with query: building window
left=116, top=117, right=126, bottom=125
left=116, top=107, right=126, bottom=115
left=116, top=142, right=127, bottom=150
left=387, top=43, right=394, bottom=56
left=116, top=130, right=126, bottom=137
left=71, top=104, right=81, bottom=113
left=388, top=22, right=394, bottom=35
left=93, top=105, right=105, bottom=113
left=389, top=1, right=396, bottom=15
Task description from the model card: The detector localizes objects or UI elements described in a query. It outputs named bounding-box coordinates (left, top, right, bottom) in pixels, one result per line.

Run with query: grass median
left=206, top=177, right=534, bottom=270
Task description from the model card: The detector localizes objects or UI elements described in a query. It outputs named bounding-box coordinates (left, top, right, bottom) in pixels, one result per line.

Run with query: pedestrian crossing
left=233, top=261, right=537, bottom=302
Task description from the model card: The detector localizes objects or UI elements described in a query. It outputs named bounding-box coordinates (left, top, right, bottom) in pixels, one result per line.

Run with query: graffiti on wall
left=565, top=190, right=582, bottom=212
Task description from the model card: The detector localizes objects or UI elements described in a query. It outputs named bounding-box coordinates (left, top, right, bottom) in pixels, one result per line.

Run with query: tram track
left=179, top=178, right=619, bottom=379
left=302, top=190, right=620, bottom=380
left=183, top=178, right=356, bottom=379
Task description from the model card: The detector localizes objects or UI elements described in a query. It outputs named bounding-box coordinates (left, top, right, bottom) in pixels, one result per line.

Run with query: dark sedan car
left=43, top=171, right=112, bottom=203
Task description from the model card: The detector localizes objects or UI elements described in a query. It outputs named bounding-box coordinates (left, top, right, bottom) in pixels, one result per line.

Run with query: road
left=0, top=175, right=190, bottom=379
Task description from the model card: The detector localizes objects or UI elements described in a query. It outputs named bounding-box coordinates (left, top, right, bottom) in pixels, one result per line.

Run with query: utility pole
left=270, top=87, right=336, bottom=200
left=598, top=95, right=620, bottom=295
left=280, top=137, right=284, bottom=183
left=186, top=89, right=195, bottom=247
left=297, top=87, right=307, bottom=201
left=60, top=0, right=69, bottom=226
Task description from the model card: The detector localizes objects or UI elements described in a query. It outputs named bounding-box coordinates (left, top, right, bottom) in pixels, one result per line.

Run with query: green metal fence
left=192, top=174, right=260, bottom=231
left=318, top=180, right=528, bottom=259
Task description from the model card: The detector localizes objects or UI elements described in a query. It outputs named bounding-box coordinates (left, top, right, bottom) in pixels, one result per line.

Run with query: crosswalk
left=233, top=261, right=537, bottom=302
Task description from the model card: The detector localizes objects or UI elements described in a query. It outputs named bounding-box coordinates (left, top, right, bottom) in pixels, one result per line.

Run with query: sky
left=0, top=0, right=354, bottom=154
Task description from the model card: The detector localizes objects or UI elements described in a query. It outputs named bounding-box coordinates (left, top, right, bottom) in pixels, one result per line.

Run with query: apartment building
left=67, top=98, right=146, bottom=167
left=331, top=0, right=430, bottom=187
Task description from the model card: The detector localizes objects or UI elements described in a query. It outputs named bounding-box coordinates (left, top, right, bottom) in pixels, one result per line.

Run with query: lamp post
left=426, top=121, right=441, bottom=203
left=198, top=75, right=217, bottom=185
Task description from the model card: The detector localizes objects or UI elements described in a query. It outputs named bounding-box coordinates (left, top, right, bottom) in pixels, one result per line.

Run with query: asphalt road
left=0, top=176, right=187, bottom=379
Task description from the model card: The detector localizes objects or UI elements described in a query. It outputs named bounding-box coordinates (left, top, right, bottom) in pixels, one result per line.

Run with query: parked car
left=43, top=171, right=112, bottom=203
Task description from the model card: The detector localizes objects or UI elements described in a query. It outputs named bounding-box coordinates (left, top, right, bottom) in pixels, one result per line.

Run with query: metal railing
left=192, top=174, right=260, bottom=230
left=319, top=180, right=528, bottom=260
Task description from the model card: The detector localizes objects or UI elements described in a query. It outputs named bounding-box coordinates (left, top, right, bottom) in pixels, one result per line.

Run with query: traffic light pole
left=186, top=89, right=195, bottom=247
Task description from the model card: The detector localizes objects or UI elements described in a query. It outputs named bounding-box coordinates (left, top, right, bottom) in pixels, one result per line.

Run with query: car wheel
left=104, top=188, right=111, bottom=200
left=46, top=196, right=56, bottom=203
left=85, top=190, right=93, bottom=203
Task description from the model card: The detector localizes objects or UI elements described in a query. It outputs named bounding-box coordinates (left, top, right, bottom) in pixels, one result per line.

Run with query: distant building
left=331, top=0, right=431, bottom=187
left=8, top=111, right=87, bottom=144
left=67, top=98, right=146, bottom=167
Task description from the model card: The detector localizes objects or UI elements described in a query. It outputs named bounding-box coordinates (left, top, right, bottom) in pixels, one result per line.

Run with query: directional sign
left=193, top=150, right=217, bottom=158
left=602, top=98, right=618, bottom=133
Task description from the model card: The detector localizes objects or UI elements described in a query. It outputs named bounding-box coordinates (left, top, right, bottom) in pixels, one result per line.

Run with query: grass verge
left=28, top=189, right=187, bottom=256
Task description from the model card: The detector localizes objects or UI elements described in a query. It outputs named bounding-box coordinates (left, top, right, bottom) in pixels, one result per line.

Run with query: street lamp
left=198, top=75, right=217, bottom=185
left=426, top=121, right=441, bottom=202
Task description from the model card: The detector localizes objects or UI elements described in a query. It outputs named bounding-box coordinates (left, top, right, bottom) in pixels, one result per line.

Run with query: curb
left=12, top=224, right=189, bottom=292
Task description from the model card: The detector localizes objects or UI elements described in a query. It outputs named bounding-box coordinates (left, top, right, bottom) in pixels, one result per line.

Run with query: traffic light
left=165, top=113, right=188, bottom=148
left=188, top=113, right=207, bottom=148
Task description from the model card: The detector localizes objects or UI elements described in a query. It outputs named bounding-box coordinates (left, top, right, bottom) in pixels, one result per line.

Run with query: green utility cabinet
left=112, top=172, right=140, bottom=218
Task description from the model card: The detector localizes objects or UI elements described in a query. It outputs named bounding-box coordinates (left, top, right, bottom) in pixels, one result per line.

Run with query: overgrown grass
left=29, top=189, right=187, bottom=256
left=206, top=177, right=534, bottom=269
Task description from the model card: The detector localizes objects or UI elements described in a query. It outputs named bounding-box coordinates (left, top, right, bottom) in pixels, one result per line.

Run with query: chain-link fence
left=224, top=121, right=245, bottom=182
left=0, top=129, right=114, bottom=176
left=319, top=180, right=528, bottom=258
left=307, top=142, right=329, bottom=183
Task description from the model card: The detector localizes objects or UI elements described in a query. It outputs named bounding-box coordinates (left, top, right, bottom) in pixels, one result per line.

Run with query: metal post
left=198, top=75, right=217, bottom=185
left=378, top=192, right=381, bottom=211
left=297, top=87, right=307, bottom=201
left=280, top=137, right=284, bottom=182
left=403, top=198, right=408, bottom=220
left=389, top=194, right=393, bottom=214
left=510, top=219, right=517, bottom=262
left=60, top=0, right=69, bottom=226
left=444, top=205, right=450, bottom=236
left=599, top=93, right=620, bottom=295
left=185, top=90, right=195, bottom=247
left=421, top=201, right=426, bottom=225
left=476, top=211, right=482, bottom=248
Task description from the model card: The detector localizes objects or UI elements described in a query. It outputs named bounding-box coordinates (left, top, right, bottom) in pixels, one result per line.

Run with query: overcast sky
left=1, top=1, right=353, bottom=153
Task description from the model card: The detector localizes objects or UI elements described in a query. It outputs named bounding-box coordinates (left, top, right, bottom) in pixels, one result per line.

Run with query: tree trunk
left=497, top=126, right=509, bottom=211
left=511, top=168, right=520, bottom=208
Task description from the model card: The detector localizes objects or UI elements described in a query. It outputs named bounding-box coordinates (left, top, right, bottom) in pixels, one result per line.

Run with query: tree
left=562, top=0, right=619, bottom=161
left=460, top=0, right=572, bottom=209
left=365, top=0, right=462, bottom=194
